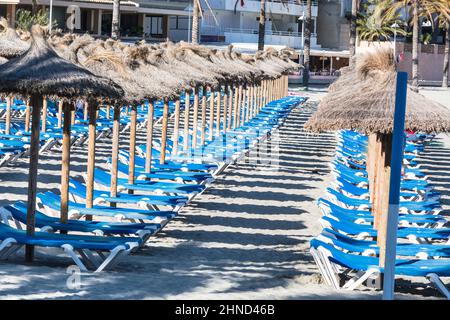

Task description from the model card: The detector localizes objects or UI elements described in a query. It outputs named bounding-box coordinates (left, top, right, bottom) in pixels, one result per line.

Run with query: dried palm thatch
left=305, top=48, right=450, bottom=134
left=124, top=43, right=183, bottom=100
left=174, top=42, right=225, bottom=88
left=0, top=25, right=123, bottom=100
left=253, top=50, right=283, bottom=79
left=79, top=45, right=147, bottom=103
left=163, top=41, right=213, bottom=88
left=0, top=18, right=30, bottom=58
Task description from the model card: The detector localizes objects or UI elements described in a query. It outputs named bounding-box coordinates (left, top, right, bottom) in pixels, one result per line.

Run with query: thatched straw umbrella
left=172, top=43, right=227, bottom=145
left=0, top=18, right=30, bottom=59
left=0, top=25, right=123, bottom=261
left=0, top=18, right=30, bottom=134
left=304, top=48, right=450, bottom=265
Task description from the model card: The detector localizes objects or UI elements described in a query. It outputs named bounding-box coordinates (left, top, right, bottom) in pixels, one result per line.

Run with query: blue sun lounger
left=68, top=179, right=188, bottom=211
left=0, top=220, right=140, bottom=272
left=37, top=191, right=177, bottom=224
left=115, top=162, right=214, bottom=185
left=92, top=168, right=206, bottom=198
left=1, top=202, right=160, bottom=244
left=326, top=187, right=442, bottom=214
left=320, top=215, right=450, bottom=243
left=317, top=198, right=447, bottom=228
left=310, top=237, right=450, bottom=297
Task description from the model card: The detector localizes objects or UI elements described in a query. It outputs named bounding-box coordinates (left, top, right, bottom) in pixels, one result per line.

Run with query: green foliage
left=386, top=0, right=450, bottom=28
left=357, top=0, right=408, bottom=42
left=15, top=8, right=55, bottom=31
left=420, top=32, right=432, bottom=44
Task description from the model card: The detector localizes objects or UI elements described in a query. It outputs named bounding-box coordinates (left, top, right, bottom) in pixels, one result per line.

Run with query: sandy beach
left=0, top=87, right=449, bottom=299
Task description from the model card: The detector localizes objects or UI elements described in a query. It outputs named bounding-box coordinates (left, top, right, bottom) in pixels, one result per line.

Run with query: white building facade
left=199, top=0, right=319, bottom=49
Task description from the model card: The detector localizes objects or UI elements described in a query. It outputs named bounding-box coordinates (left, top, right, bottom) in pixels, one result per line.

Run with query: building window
left=298, top=18, right=315, bottom=34
left=150, top=16, right=163, bottom=35
left=170, top=16, right=189, bottom=30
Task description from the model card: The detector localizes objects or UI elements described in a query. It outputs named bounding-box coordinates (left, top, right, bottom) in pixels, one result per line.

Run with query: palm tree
left=357, top=0, right=408, bottom=42
left=349, top=0, right=360, bottom=64
left=387, top=0, right=450, bottom=92
left=192, top=0, right=201, bottom=44
left=302, top=0, right=312, bottom=88
left=441, top=18, right=449, bottom=87
left=111, top=0, right=120, bottom=40
left=258, top=0, right=266, bottom=51
left=31, top=0, right=38, bottom=16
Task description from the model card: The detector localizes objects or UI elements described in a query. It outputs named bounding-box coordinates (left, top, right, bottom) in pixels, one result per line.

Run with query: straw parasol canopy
left=0, top=25, right=123, bottom=100
left=124, top=43, right=183, bottom=100
left=0, top=18, right=30, bottom=59
left=173, top=42, right=226, bottom=88
left=304, top=48, right=450, bottom=134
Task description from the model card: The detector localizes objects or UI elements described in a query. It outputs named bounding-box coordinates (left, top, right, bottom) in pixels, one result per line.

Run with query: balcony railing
left=266, top=0, right=318, bottom=5
left=223, top=27, right=317, bottom=39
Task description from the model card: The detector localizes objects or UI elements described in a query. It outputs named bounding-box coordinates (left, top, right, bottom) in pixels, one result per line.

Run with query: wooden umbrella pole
left=367, top=134, right=377, bottom=209
left=270, top=79, right=274, bottom=102
left=265, top=80, right=269, bottom=104
left=200, top=85, right=207, bottom=146
left=243, top=85, right=248, bottom=123
left=110, top=103, right=121, bottom=207
left=209, top=86, right=215, bottom=141
left=25, top=94, right=43, bottom=263
left=192, top=86, right=200, bottom=149
left=233, top=85, right=239, bottom=129
left=41, top=97, right=47, bottom=132
left=172, top=99, right=181, bottom=156
left=85, top=100, right=97, bottom=221
left=254, top=84, right=259, bottom=116
left=106, top=104, right=111, bottom=119
left=5, top=95, right=11, bottom=135
left=71, top=101, right=76, bottom=125
left=84, top=101, right=89, bottom=121
left=228, top=83, right=234, bottom=130
left=281, top=76, right=284, bottom=97
left=183, top=90, right=191, bottom=153
left=377, top=133, right=393, bottom=265
left=237, top=84, right=245, bottom=127
left=247, top=85, right=253, bottom=122
left=247, top=86, right=252, bottom=122
left=24, top=98, right=31, bottom=132
left=273, top=79, right=276, bottom=100
left=57, top=100, right=63, bottom=129
left=278, top=77, right=282, bottom=99
left=251, top=85, right=255, bottom=117
left=272, top=79, right=275, bottom=100
left=280, top=76, right=284, bottom=98
left=128, top=104, right=138, bottom=194
left=285, top=75, right=289, bottom=96
left=373, top=134, right=384, bottom=230
left=160, top=98, right=170, bottom=164
left=269, top=80, right=273, bottom=102
left=145, top=100, right=155, bottom=172
left=262, top=80, right=267, bottom=108
left=277, top=77, right=281, bottom=99
left=270, top=80, right=273, bottom=102
left=238, top=86, right=243, bottom=128
left=222, top=83, right=228, bottom=134
left=60, top=101, right=71, bottom=230
left=215, top=84, right=221, bottom=137
left=262, top=81, right=266, bottom=110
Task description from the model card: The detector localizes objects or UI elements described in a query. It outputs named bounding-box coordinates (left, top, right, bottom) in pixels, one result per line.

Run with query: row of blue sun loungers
left=0, top=96, right=191, bottom=168
left=0, top=95, right=306, bottom=272
left=309, top=130, right=450, bottom=298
